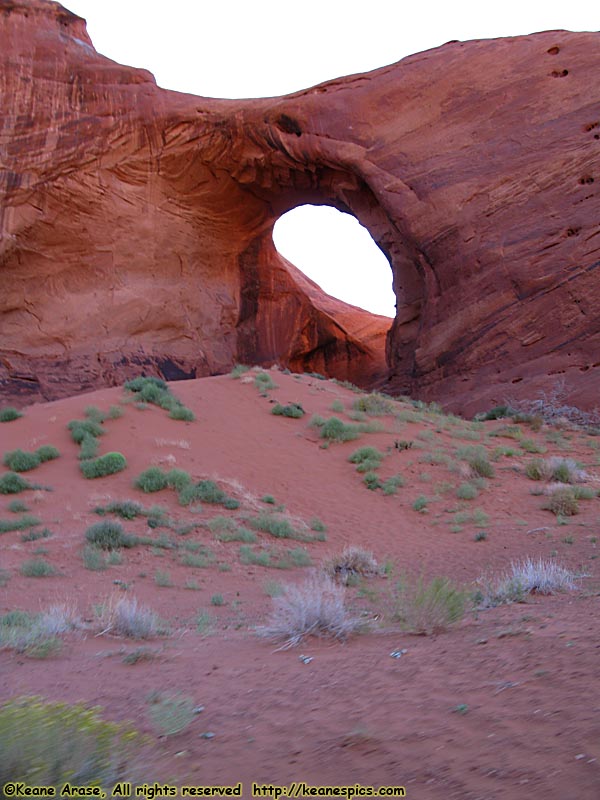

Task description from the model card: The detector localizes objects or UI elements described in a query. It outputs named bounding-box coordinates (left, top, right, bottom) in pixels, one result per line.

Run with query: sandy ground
left=1, top=369, right=599, bottom=799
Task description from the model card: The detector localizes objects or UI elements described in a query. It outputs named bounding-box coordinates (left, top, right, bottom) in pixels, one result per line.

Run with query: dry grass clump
left=258, top=573, right=363, bottom=648
left=509, top=380, right=600, bottom=428
left=97, top=596, right=164, bottom=639
left=477, top=558, right=577, bottom=607
left=323, top=546, right=378, bottom=585
left=525, top=456, right=588, bottom=484
left=542, top=486, right=580, bottom=516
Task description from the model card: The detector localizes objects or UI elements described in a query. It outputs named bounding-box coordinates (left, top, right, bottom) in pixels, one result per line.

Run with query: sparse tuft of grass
left=154, top=570, right=173, bottom=587
left=392, top=575, right=467, bottom=634
left=147, top=693, right=196, bottom=736
left=258, top=573, right=364, bottom=648
left=381, top=474, right=404, bottom=495
left=210, top=594, right=225, bottom=606
left=456, top=446, right=494, bottom=478
left=35, top=445, right=60, bottom=463
left=0, top=515, right=41, bottom=534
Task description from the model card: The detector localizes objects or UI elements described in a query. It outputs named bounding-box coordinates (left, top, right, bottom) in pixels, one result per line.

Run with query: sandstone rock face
left=1, top=0, right=599, bottom=413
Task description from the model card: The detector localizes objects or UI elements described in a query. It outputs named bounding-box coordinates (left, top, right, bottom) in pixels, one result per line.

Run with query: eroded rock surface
left=1, top=0, right=599, bottom=412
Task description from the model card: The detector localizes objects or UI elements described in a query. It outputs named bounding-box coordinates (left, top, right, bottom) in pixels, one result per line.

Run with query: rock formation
left=1, top=0, right=599, bottom=413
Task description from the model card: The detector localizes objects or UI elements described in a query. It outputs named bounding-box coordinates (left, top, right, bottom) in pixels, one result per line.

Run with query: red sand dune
left=0, top=370, right=599, bottom=798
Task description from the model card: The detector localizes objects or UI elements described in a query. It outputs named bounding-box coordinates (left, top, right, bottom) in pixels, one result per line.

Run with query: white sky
left=65, top=0, right=598, bottom=317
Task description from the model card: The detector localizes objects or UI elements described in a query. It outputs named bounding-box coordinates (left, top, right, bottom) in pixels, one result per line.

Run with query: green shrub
left=309, top=517, right=327, bottom=532
left=80, top=452, right=127, bottom=479
left=168, top=406, right=195, bottom=421
left=124, top=376, right=167, bottom=393
left=35, top=445, right=60, bottom=463
left=85, top=521, right=135, bottom=551
left=0, top=473, right=31, bottom=494
left=261, top=495, right=276, bottom=505
left=67, top=419, right=105, bottom=444
left=248, top=512, right=295, bottom=538
left=20, top=559, right=57, bottom=578
left=349, top=446, right=384, bottom=471
left=0, top=407, right=22, bottom=422
left=78, top=435, right=100, bottom=461
left=474, top=405, right=516, bottom=421
left=165, top=469, right=192, bottom=491
left=254, top=371, right=277, bottom=390
left=177, top=484, right=202, bottom=506
left=413, top=495, right=428, bottom=512
left=3, top=450, right=41, bottom=473
left=363, top=472, right=382, bottom=491
left=194, top=480, right=227, bottom=504
left=392, top=575, right=467, bottom=634
left=313, top=416, right=361, bottom=443
left=271, top=403, right=305, bottom=418
left=0, top=696, right=142, bottom=786
left=230, top=364, right=250, bottom=378
left=210, top=594, right=225, bottom=606
left=456, top=483, right=478, bottom=500
left=135, top=467, right=169, bottom=493
left=8, top=500, right=28, bottom=513
left=222, top=497, right=240, bottom=510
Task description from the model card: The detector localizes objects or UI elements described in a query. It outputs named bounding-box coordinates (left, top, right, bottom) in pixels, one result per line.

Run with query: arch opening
left=273, top=205, right=396, bottom=319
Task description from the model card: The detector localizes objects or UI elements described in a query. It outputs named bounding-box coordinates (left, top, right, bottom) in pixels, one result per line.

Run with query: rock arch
left=1, top=2, right=600, bottom=414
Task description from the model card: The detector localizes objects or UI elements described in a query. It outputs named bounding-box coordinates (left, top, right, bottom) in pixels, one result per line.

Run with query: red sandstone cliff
left=1, top=0, right=599, bottom=412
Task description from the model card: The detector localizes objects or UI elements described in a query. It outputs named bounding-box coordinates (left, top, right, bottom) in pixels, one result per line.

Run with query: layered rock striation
left=1, top=0, right=599, bottom=412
